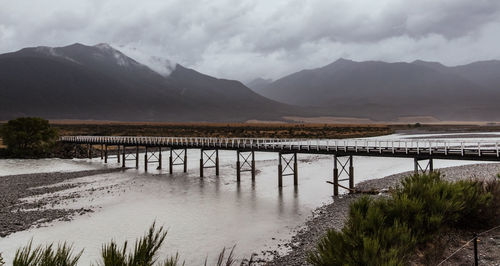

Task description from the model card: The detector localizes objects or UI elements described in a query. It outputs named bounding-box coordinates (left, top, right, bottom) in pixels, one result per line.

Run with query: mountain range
left=0, top=43, right=499, bottom=122
left=250, top=59, right=500, bottom=121
left=0, top=43, right=301, bottom=122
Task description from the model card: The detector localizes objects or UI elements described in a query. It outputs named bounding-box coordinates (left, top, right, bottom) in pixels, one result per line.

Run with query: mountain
left=254, top=58, right=500, bottom=121
left=245, top=78, right=273, bottom=92
left=0, top=43, right=299, bottom=122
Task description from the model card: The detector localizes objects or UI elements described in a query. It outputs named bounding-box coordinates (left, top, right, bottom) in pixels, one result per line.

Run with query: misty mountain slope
left=0, top=43, right=299, bottom=121
left=256, top=59, right=500, bottom=121
left=450, top=60, right=500, bottom=91
left=245, top=78, right=273, bottom=92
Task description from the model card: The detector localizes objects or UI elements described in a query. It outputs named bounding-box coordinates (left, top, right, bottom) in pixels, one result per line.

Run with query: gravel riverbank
left=269, top=163, right=500, bottom=265
left=0, top=169, right=125, bottom=237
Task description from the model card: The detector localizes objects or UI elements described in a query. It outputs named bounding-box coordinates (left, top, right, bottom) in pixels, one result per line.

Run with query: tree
left=0, top=117, right=58, bottom=156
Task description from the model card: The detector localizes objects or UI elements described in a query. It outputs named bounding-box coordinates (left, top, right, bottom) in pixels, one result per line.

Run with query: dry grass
left=50, top=122, right=393, bottom=139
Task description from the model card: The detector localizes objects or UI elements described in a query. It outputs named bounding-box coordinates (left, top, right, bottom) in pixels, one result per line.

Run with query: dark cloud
left=1, top=0, right=499, bottom=82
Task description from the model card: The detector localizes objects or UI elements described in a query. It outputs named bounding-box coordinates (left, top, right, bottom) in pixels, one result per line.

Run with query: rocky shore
left=269, top=163, right=500, bottom=265
left=0, top=169, right=125, bottom=237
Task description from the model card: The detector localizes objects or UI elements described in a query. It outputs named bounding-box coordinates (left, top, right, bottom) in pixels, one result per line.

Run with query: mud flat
left=269, top=163, right=500, bottom=266
left=0, top=169, right=125, bottom=237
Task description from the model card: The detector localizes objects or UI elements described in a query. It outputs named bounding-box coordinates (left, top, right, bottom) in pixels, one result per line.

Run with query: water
left=0, top=133, right=499, bottom=265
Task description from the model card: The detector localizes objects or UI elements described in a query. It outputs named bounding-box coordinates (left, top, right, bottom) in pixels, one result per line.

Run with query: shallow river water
left=1, top=133, right=499, bottom=265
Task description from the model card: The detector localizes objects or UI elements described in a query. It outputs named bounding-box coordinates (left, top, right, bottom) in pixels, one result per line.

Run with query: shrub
left=0, top=252, right=4, bottom=266
left=13, top=241, right=82, bottom=266
left=309, top=172, right=497, bottom=265
left=1, top=117, right=58, bottom=157
left=308, top=197, right=415, bottom=265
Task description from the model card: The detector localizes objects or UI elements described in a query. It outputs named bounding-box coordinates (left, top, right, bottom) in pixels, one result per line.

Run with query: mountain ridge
left=0, top=43, right=301, bottom=122
left=252, top=58, right=500, bottom=121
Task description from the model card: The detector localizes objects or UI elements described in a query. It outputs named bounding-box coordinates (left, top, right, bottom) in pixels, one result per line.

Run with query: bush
left=1, top=117, right=58, bottom=157
left=13, top=241, right=82, bottom=266
left=309, top=172, right=497, bottom=266
left=309, top=197, right=415, bottom=265
left=0, top=252, right=4, bottom=266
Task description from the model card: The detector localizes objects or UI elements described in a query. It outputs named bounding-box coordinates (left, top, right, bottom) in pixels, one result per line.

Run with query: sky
left=1, top=0, right=500, bottom=82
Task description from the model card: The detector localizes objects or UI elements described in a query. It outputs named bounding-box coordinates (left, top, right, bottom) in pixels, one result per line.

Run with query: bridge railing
left=60, top=136, right=500, bottom=157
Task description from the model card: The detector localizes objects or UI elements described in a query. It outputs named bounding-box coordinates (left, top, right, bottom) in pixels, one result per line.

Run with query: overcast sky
left=1, top=0, right=500, bottom=82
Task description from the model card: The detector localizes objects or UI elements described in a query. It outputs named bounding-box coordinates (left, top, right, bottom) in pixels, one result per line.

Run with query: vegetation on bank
left=52, top=122, right=393, bottom=139
left=4, top=223, right=243, bottom=266
left=0, top=117, right=58, bottom=158
left=308, top=172, right=500, bottom=265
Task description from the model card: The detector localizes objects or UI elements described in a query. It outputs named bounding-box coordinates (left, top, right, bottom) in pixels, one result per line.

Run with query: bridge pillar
left=414, top=158, right=433, bottom=175
left=135, top=145, right=139, bottom=169
left=144, top=146, right=148, bottom=172
left=158, top=147, right=162, bottom=170
left=122, top=145, right=126, bottom=168
left=278, top=152, right=298, bottom=188
left=333, top=155, right=354, bottom=196
left=100, top=144, right=104, bottom=160
left=236, top=150, right=255, bottom=183
left=104, top=145, right=108, bottom=163
left=117, top=145, right=121, bottom=164
left=169, top=149, right=187, bottom=174
left=87, top=144, right=92, bottom=159
left=200, top=149, right=219, bottom=177
left=144, top=146, right=162, bottom=172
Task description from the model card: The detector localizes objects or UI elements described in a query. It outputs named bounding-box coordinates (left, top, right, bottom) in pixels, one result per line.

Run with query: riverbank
left=269, top=163, right=500, bottom=265
left=0, top=169, right=125, bottom=237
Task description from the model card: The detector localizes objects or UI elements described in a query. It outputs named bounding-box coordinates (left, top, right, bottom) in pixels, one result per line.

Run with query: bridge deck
left=61, top=136, right=500, bottom=161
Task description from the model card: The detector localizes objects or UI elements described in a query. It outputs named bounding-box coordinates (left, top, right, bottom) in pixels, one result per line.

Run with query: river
left=1, top=132, right=499, bottom=265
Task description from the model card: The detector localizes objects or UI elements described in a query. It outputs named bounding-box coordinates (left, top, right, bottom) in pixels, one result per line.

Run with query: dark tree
left=1, top=117, right=58, bottom=156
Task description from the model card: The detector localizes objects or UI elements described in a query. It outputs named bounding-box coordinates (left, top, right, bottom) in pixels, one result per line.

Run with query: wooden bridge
left=61, top=136, right=500, bottom=195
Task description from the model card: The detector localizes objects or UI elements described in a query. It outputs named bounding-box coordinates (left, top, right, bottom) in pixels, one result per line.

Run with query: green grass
left=7, top=223, right=245, bottom=266
left=13, top=241, right=82, bottom=266
left=308, top=172, right=499, bottom=266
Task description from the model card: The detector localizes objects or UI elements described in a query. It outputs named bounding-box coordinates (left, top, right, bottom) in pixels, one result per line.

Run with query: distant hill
left=0, top=43, right=300, bottom=122
left=245, top=78, right=273, bottom=92
left=253, top=59, right=500, bottom=121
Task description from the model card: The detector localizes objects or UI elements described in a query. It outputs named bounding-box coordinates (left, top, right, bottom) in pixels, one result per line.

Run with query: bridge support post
left=251, top=151, right=255, bottom=181
left=236, top=150, right=255, bottom=183
left=135, top=145, right=139, bottom=169
left=122, top=145, right=126, bottom=168
left=117, top=145, right=121, bottom=164
left=144, top=146, right=148, bottom=172
left=333, top=158, right=339, bottom=196
left=236, top=151, right=241, bottom=182
left=333, top=155, right=354, bottom=196
left=104, top=145, right=108, bottom=163
left=87, top=144, right=92, bottom=159
left=216, top=149, right=219, bottom=176
left=414, top=158, right=433, bottom=175
left=169, top=149, right=173, bottom=174
left=349, top=155, right=354, bottom=191
left=169, top=149, right=187, bottom=174
left=158, top=147, right=162, bottom=170
left=100, top=144, right=104, bottom=160
left=184, top=149, right=187, bottom=173
left=200, top=149, right=219, bottom=177
left=278, top=152, right=298, bottom=188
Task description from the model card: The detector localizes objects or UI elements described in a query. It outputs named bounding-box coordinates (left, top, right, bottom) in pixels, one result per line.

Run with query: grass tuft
left=99, top=222, right=184, bottom=266
left=13, top=240, right=82, bottom=266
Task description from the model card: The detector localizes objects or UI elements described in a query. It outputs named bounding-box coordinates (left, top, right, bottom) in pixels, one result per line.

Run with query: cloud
left=1, top=0, right=499, bottom=82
